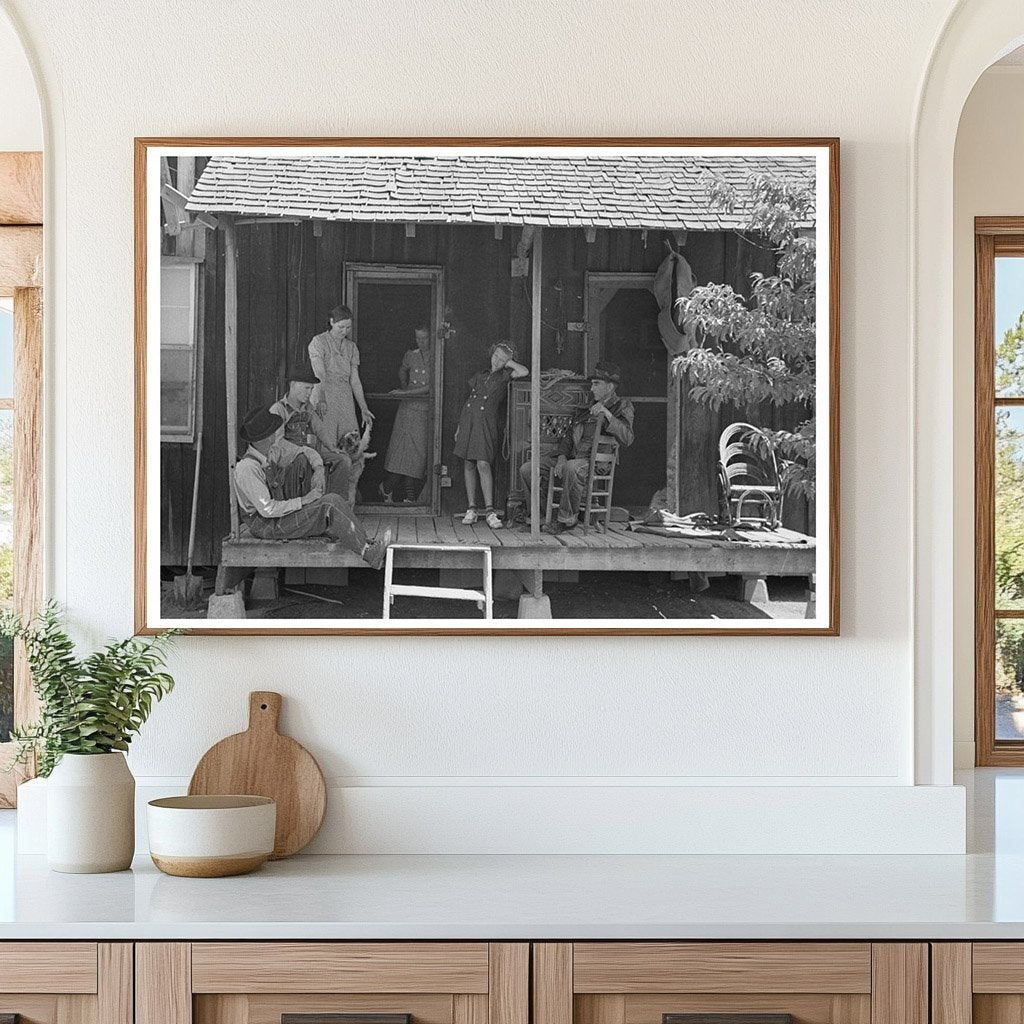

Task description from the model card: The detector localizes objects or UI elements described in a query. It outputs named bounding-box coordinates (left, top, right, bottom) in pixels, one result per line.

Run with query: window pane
left=997, top=620, right=1024, bottom=740
left=997, top=408, right=1024, bottom=609
left=0, top=410, right=12, bottom=743
left=160, top=346, right=195, bottom=431
left=996, top=256, right=1024, bottom=397
left=160, top=262, right=197, bottom=441
left=0, top=305, right=14, bottom=398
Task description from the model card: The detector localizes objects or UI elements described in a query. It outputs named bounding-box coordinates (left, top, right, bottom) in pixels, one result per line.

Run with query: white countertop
left=0, top=849, right=1023, bottom=940
left=1, top=769, right=1022, bottom=941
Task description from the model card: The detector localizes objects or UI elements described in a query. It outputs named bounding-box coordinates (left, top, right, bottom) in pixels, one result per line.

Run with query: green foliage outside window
left=995, top=313, right=1024, bottom=696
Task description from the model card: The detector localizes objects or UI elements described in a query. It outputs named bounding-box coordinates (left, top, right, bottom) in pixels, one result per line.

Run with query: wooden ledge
left=0, top=225, right=42, bottom=294
left=0, top=152, right=42, bottom=225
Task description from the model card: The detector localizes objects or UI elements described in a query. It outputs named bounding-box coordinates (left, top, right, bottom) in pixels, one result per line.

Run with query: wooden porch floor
left=221, top=515, right=816, bottom=576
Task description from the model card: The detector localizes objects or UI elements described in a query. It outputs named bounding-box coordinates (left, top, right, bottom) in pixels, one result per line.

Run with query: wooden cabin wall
left=160, top=221, right=813, bottom=566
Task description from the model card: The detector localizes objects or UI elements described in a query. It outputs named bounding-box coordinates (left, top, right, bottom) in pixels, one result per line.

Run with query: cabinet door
left=534, top=944, right=928, bottom=1024
left=941, top=943, right=1024, bottom=1024
left=0, top=942, right=131, bottom=1024
left=137, top=943, right=528, bottom=1024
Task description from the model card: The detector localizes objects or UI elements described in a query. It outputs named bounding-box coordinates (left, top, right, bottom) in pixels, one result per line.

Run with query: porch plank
left=452, top=518, right=481, bottom=545
left=493, top=525, right=524, bottom=547
left=607, top=524, right=644, bottom=547
left=416, top=516, right=439, bottom=544
left=555, top=530, right=588, bottom=549
left=395, top=516, right=418, bottom=545
left=434, top=517, right=460, bottom=544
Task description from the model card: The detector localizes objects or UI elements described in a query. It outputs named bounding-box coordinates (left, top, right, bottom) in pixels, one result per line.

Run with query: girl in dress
left=453, top=341, right=528, bottom=528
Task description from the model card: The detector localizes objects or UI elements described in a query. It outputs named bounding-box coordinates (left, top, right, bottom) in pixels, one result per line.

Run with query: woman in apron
left=381, top=326, right=432, bottom=504
left=308, top=304, right=374, bottom=447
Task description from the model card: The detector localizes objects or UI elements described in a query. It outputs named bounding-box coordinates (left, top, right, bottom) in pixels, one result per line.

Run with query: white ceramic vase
left=46, top=752, right=135, bottom=873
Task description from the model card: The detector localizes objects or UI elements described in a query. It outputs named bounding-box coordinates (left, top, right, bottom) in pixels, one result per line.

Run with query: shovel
left=173, top=429, right=205, bottom=606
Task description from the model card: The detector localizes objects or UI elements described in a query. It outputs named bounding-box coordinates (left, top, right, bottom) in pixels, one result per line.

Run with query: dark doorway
left=345, top=264, right=443, bottom=513
left=587, top=275, right=666, bottom=510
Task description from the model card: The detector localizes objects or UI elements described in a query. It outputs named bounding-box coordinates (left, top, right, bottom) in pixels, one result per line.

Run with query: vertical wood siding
left=160, top=222, right=811, bottom=565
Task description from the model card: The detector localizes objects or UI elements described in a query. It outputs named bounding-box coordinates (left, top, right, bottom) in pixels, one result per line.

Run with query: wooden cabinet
left=532, top=944, right=928, bottom=1024
left=505, top=378, right=591, bottom=510
left=136, top=944, right=528, bottom=1024
left=0, top=942, right=132, bottom=1024
left=932, top=943, right=1022, bottom=1024
left=0, top=938, right=961, bottom=1024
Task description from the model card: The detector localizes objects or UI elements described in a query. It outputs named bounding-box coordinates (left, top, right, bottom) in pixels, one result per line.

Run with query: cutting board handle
left=248, top=691, right=282, bottom=734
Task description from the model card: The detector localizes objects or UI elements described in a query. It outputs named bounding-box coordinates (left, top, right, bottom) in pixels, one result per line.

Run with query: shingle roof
left=186, top=153, right=815, bottom=230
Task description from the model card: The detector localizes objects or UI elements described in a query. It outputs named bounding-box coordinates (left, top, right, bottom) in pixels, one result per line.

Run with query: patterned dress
left=453, top=367, right=513, bottom=462
left=308, top=330, right=360, bottom=445
left=384, top=348, right=431, bottom=479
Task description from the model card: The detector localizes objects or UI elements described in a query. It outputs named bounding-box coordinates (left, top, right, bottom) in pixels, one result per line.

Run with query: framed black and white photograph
left=135, top=138, right=838, bottom=635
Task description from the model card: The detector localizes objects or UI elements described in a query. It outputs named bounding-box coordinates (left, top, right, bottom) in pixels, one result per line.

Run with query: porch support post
left=224, top=216, right=240, bottom=540
left=529, top=226, right=543, bottom=540
left=520, top=230, right=553, bottom=618
left=667, top=366, right=680, bottom=515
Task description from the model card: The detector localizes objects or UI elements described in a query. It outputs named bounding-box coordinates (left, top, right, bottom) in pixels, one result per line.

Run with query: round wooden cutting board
left=188, top=691, right=327, bottom=859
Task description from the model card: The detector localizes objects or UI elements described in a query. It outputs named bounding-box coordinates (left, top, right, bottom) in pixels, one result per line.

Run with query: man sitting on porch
left=269, top=366, right=370, bottom=504
left=233, top=406, right=391, bottom=569
left=519, top=361, right=635, bottom=535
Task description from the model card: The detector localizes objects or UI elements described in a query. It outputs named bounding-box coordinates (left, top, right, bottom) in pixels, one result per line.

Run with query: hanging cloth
left=653, top=250, right=697, bottom=355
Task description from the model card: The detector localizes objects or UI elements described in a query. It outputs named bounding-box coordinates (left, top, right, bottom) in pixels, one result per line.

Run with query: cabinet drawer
left=534, top=944, right=926, bottom=1024
left=139, top=943, right=529, bottom=1024
left=0, top=942, right=98, bottom=994
left=572, top=943, right=872, bottom=994
left=191, top=943, right=491, bottom=994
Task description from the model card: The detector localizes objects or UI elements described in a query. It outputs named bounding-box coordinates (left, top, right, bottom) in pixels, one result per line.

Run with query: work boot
left=363, top=528, right=393, bottom=570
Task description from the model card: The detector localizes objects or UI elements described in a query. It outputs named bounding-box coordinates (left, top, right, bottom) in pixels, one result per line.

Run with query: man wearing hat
left=270, top=365, right=365, bottom=500
left=234, top=406, right=391, bottom=569
left=518, top=361, right=635, bottom=535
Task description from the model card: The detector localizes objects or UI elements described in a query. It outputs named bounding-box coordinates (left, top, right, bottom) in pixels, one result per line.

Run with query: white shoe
left=461, top=508, right=478, bottom=525
left=485, top=511, right=502, bottom=529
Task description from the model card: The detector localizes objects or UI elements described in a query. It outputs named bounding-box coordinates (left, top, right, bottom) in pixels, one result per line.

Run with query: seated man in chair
left=519, top=361, right=635, bottom=535
left=233, top=406, right=391, bottom=569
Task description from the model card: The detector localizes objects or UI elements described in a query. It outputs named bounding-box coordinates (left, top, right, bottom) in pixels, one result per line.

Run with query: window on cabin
left=160, top=260, right=199, bottom=443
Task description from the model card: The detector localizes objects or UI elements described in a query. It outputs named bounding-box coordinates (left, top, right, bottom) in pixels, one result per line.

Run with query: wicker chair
left=717, top=422, right=783, bottom=529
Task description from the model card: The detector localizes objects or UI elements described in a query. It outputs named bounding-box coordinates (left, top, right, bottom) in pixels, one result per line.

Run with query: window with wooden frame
left=160, top=258, right=201, bottom=442
left=976, top=218, right=1024, bottom=764
left=0, top=152, right=44, bottom=807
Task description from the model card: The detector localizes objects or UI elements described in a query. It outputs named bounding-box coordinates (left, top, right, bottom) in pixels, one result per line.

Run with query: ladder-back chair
left=545, top=424, right=620, bottom=534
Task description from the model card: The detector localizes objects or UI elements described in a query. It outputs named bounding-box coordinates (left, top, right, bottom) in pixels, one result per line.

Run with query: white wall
left=0, top=7, right=39, bottom=151
left=952, top=65, right=1024, bottom=767
left=0, top=0, right=973, bottom=852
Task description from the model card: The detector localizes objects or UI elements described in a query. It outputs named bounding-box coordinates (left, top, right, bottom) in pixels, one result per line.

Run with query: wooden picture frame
left=135, top=137, right=840, bottom=635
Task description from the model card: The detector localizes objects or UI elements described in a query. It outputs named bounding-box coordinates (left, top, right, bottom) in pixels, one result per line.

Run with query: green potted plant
left=2, top=603, right=178, bottom=873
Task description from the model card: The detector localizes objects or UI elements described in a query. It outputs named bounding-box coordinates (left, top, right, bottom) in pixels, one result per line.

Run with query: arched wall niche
left=914, top=0, right=1024, bottom=785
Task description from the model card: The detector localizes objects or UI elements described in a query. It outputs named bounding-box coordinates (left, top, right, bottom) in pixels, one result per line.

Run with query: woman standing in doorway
left=308, top=304, right=374, bottom=447
left=454, top=341, right=528, bottom=529
left=380, top=325, right=432, bottom=504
